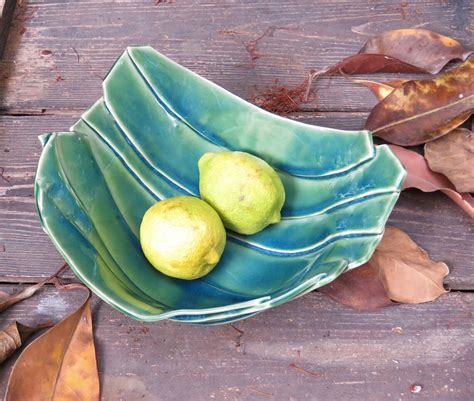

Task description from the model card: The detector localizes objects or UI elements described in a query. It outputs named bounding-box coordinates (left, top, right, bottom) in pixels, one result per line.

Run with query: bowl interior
left=35, top=47, right=405, bottom=323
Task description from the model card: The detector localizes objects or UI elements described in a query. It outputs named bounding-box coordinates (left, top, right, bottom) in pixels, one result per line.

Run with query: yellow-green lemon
left=198, top=151, right=285, bottom=235
left=140, top=196, right=226, bottom=280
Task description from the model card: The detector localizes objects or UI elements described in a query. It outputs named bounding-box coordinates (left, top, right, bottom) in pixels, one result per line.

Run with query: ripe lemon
left=199, top=151, right=285, bottom=235
left=140, top=196, right=226, bottom=280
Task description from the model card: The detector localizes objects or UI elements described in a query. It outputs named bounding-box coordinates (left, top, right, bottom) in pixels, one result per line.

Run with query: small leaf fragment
left=359, top=29, right=472, bottom=74
left=366, top=57, right=474, bottom=145
left=6, top=295, right=99, bottom=401
left=373, top=227, right=449, bottom=304
left=0, top=283, right=48, bottom=314
left=389, top=145, right=474, bottom=218
left=0, top=263, right=68, bottom=313
left=0, top=322, right=50, bottom=365
left=329, top=53, right=425, bottom=74
left=424, top=128, right=474, bottom=193
left=354, top=80, right=398, bottom=101
left=318, top=262, right=393, bottom=310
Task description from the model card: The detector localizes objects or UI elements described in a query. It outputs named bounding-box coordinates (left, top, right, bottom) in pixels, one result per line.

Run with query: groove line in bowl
left=80, top=98, right=401, bottom=255
left=127, top=46, right=375, bottom=178
left=76, top=114, right=397, bottom=256
left=100, top=66, right=402, bottom=218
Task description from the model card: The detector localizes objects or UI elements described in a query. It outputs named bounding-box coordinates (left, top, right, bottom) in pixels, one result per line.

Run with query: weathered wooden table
left=0, top=1, right=473, bottom=400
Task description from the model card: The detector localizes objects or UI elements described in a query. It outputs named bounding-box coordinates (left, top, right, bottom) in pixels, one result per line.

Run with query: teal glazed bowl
left=35, top=47, right=406, bottom=324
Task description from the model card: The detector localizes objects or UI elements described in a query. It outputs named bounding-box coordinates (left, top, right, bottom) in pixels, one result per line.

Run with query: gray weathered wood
left=0, top=0, right=472, bottom=112
left=0, top=0, right=15, bottom=59
left=0, top=1, right=473, bottom=400
left=0, top=112, right=473, bottom=286
left=0, top=286, right=472, bottom=400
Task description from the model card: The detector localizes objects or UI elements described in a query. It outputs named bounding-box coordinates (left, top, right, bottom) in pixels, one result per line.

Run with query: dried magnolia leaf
left=318, top=262, right=393, bottom=310
left=0, top=264, right=68, bottom=313
left=424, top=128, right=474, bottom=193
left=372, top=227, right=449, bottom=304
left=6, top=296, right=99, bottom=401
left=0, top=322, right=52, bottom=365
left=389, top=145, right=474, bottom=218
left=326, top=29, right=471, bottom=75
left=329, top=53, right=425, bottom=74
left=366, top=57, right=474, bottom=145
left=360, top=29, right=472, bottom=74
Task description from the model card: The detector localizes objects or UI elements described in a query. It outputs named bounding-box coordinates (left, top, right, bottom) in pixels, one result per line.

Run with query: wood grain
left=0, top=286, right=472, bottom=400
left=0, top=0, right=472, bottom=112
left=0, top=0, right=15, bottom=59
left=0, top=2, right=473, bottom=399
left=0, top=112, right=472, bottom=287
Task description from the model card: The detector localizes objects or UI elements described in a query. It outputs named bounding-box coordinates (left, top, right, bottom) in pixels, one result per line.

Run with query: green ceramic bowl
left=35, top=47, right=405, bottom=324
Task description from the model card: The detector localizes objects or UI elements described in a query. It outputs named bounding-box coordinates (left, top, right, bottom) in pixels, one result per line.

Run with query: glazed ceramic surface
left=35, top=47, right=406, bottom=324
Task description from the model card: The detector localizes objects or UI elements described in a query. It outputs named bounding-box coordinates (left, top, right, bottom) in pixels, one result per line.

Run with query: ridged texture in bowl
left=35, top=47, right=406, bottom=324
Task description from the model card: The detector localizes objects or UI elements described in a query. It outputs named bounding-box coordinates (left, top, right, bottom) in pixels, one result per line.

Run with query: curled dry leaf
left=0, top=322, right=52, bottom=364
left=6, top=295, right=99, bottom=401
left=424, top=128, right=474, bottom=193
left=0, top=263, right=68, bottom=313
left=329, top=53, right=425, bottom=74
left=360, top=29, right=472, bottom=74
left=354, top=79, right=409, bottom=101
left=366, top=57, right=474, bottom=145
left=326, top=29, right=471, bottom=75
left=353, top=80, right=398, bottom=101
left=320, top=226, right=451, bottom=308
left=372, top=227, right=449, bottom=304
left=389, top=145, right=474, bottom=218
left=318, top=262, right=393, bottom=310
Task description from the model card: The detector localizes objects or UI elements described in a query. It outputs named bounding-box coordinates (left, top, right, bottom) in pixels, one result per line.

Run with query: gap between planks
left=0, top=279, right=473, bottom=296
left=0, top=108, right=370, bottom=116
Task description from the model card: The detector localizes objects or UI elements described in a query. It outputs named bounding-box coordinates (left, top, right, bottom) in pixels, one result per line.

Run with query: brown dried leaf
left=389, top=145, right=474, bottom=218
left=6, top=295, right=99, bottom=401
left=318, top=262, right=393, bottom=310
left=329, top=53, right=425, bottom=74
left=0, top=264, right=68, bottom=313
left=373, top=227, right=449, bottom=304
left=0, top=322, right=52, bottom=365
left=320, top=226, right=451, bottom=308
left=326, top=29, right=472, bottom=75
left=360, top=29, right=472, bottom=74
left=366, top=57, right=474, bottom=145
left=424, top=128, right=474, bottom=193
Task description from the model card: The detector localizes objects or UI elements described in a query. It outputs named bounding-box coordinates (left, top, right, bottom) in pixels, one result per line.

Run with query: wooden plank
left=0, top=0, right=472, bottom=112
left=1, top=112, right=473, bottom=287
left=0, top=0, right=15, bottom=59
left=0, top=287, right=472, bottom=400
left=0, top=2, right=472, bottom=400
